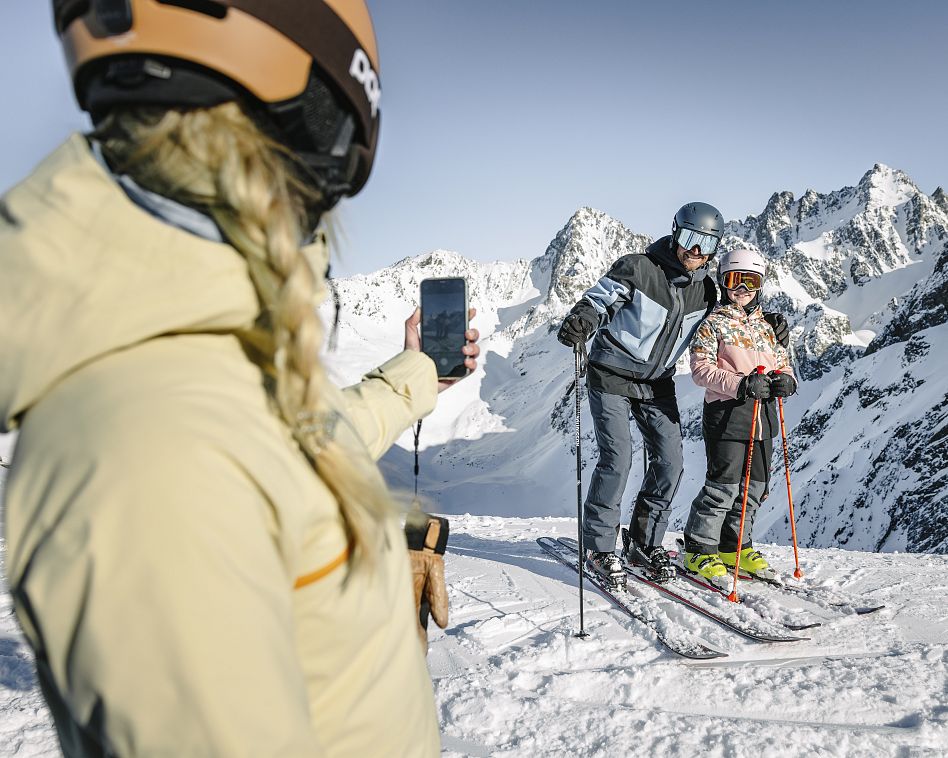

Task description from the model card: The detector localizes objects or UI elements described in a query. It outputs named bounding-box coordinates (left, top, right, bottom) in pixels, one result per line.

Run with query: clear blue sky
left=2, top=1, right=946, bottom=275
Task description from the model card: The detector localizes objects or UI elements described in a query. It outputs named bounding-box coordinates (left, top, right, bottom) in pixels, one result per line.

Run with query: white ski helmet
left=716, top=248, right=767, bottom=291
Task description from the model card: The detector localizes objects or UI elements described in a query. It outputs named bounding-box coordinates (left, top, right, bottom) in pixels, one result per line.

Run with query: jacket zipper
left=750, top=309, right=765, bottom=441
left=645, top=282, right=684, bottom=380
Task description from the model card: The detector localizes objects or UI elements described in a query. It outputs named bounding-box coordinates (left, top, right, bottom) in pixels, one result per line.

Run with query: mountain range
left=323, top=163, right=948, bottom=555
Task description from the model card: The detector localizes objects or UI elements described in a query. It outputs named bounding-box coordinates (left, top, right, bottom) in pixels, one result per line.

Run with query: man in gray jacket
left=557, top=202, right=722, bottom=586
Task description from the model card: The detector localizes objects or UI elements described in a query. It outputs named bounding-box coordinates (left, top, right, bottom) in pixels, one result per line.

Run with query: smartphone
left=420, top=277, right=470, bottom=380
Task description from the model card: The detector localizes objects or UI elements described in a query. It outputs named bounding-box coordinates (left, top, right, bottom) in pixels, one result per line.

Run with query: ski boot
left=586, top=550, right=626, bottom=589
left=683, top=551, right=730, bottom=590
left=621, top=529, right=674, bottom=583
left=719, top=546, right=777, bottom=581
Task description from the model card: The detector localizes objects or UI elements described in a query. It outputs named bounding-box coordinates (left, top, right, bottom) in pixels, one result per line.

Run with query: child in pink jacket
left=683, top=249, right=797, bottom=583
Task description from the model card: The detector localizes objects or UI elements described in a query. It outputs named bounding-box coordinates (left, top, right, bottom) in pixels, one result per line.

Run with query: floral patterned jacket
left=689, top=303, right=795, bottom=440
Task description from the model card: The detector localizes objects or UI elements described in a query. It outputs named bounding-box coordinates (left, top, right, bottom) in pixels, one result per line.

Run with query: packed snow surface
left=4, top=514, right=947, bottom=756
left=434, top=517, right=948, bottom=757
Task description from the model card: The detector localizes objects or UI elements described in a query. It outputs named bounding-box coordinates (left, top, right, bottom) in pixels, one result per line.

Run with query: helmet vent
left=91, top=0, right=133, bottom=34
left=53, top=0, right=91, bottom=34
left=156, top=0, right=227, bottom=19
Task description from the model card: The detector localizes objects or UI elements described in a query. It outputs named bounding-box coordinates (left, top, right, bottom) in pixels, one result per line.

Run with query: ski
left=557, top=539, right=807, bottom=644
left=736, top=569, right=885, bottom=615
left=663, top=552, right=822, bottom=631
left=673, top=564, right=821, bottom=631
left=536, top=537, right=727, bottom=660
left=674, top=538, right=884, bottom=616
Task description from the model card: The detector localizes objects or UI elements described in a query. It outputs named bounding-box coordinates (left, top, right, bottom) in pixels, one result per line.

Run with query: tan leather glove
left=405, top=512, right=449, bottom=652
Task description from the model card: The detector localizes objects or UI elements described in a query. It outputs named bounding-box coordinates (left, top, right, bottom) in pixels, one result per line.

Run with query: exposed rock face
left=867, top=238, right=948, bottom=354
left=770, top=328, right=948, bottom=554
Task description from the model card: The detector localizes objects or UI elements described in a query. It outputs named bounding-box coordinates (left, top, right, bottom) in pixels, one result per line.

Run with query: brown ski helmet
left=53, top=0, right=382, bottom=204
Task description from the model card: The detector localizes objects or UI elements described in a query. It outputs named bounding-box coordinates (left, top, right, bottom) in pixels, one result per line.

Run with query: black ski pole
left=574, top=344, right=589, bottom=639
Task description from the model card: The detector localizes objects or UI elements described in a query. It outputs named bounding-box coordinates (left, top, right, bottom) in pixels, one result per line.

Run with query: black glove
left=762, top=312, right=790, bottom=349
left=768, top=370, right=797, bottom=398
left=737, top=371, right=771, bottom=400
left=557, top=313, right=594, bottom=348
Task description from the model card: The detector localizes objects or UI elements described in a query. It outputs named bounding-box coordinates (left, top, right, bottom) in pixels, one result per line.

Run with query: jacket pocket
left=665, top=309, right=707, bottom=368
left=607, top=290, right=668, bottom=362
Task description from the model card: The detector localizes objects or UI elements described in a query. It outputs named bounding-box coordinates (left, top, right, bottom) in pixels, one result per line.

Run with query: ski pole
left=774, top=370, right=803, bottom=579
left=574, top=344, right=589, bottom=638
left=729, top=366, right=765, bottom=603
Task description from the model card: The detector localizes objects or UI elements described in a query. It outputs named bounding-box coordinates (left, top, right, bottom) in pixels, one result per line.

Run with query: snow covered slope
left=433, top=517, right=948, bottom=757
left=3, top=518, right=948, bottom=756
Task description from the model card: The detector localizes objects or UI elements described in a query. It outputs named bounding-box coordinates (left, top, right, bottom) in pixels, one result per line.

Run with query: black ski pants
left=684, top=436, right=774, bottom=555
left=582, top=387, right=684, bottom=553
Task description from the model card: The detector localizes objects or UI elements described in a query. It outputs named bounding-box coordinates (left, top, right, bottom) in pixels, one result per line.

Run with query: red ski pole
left=728, top=366, right=765, bottom=603
left=774, top=370, right=803, bottom=579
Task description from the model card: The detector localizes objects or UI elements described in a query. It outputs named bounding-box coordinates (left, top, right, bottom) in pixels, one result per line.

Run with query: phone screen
left=421, top=278, right=469, bottom=379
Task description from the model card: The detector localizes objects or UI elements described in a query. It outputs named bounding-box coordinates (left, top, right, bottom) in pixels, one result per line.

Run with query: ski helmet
left=671, top=202, right=725, bottom=257
left=716, top=248, right=767, bottom=291
left=52, top=0, right=381, bottom=206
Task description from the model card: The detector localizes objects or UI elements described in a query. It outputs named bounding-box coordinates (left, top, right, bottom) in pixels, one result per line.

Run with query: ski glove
left=737, top=371, right=772, bottom=400
left=405, top=511, right=450, bottom=652
left=768, top=370, right=797, bottom=398
left=762, top=312, right=790, bottom=349
left=557, top=313, right=594, bottom=348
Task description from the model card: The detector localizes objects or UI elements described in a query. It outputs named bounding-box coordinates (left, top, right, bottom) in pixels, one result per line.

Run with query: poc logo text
left=349, top=49, right=380, bottom=118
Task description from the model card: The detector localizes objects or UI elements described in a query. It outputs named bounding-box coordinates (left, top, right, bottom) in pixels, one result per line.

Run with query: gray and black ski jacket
left=568, top=236, right=717, bottom=399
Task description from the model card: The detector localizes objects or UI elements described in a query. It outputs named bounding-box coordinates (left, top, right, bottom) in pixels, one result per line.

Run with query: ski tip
left=763, top=634, right=810, bottom=643
left=679, top=648, right=729, bottom=661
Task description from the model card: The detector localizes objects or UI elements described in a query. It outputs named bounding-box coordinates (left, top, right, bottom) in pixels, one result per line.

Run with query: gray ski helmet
left=672, top=202, right=725, bottom=257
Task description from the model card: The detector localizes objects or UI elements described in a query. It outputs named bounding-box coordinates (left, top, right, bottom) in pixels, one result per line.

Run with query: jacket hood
left=647, top=235, right=708, bottom=286
left=0, top=134, right=329, bottom=431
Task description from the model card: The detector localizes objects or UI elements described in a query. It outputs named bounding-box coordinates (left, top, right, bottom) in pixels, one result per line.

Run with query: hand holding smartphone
left=419, top=277, right=470, bottom=381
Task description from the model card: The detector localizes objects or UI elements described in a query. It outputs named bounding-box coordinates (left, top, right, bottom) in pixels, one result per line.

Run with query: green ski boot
left=684, top=551, right=730, bottom=589
left=720, top=547, right=776, bottom=580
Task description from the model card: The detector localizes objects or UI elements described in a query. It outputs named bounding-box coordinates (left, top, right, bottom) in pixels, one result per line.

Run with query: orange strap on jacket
left=294, top=544, right=351, bottom=589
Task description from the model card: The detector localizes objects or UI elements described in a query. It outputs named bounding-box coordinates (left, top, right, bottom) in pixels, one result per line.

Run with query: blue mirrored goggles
left=675, top=227, right=721, bottom=257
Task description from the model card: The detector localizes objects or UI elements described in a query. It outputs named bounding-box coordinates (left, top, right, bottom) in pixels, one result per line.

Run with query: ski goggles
left=720, top=270, right=764, bottom=291
left=675, top=227, right=721, bottom=257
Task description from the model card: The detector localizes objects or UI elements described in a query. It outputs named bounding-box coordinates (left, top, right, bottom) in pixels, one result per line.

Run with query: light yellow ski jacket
left=0, top=135, right=440, bottom=757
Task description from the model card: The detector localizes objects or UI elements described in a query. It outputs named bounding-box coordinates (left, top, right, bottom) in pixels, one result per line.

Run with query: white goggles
left=675, top=227, right=720, bottom=257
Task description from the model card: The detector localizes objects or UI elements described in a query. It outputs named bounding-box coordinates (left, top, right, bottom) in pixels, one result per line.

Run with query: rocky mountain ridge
left=323, top=165, right=948, bottom=553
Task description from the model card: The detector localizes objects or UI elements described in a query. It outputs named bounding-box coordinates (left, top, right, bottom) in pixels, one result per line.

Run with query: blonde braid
left=97, top=103, right=392, bottom=570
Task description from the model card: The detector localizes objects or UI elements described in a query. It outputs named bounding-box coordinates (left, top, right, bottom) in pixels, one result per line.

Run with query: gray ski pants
left=582, top=387, right=684, bottom=553
left=684, top=437, right=773, bottom=554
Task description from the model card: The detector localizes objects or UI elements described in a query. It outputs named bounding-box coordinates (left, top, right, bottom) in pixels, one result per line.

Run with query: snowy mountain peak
left=539, top=206, right=651, bottom=314
left=857, top=162, right=918, bottom=209
left=392, top=248, right=469, bottom=270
